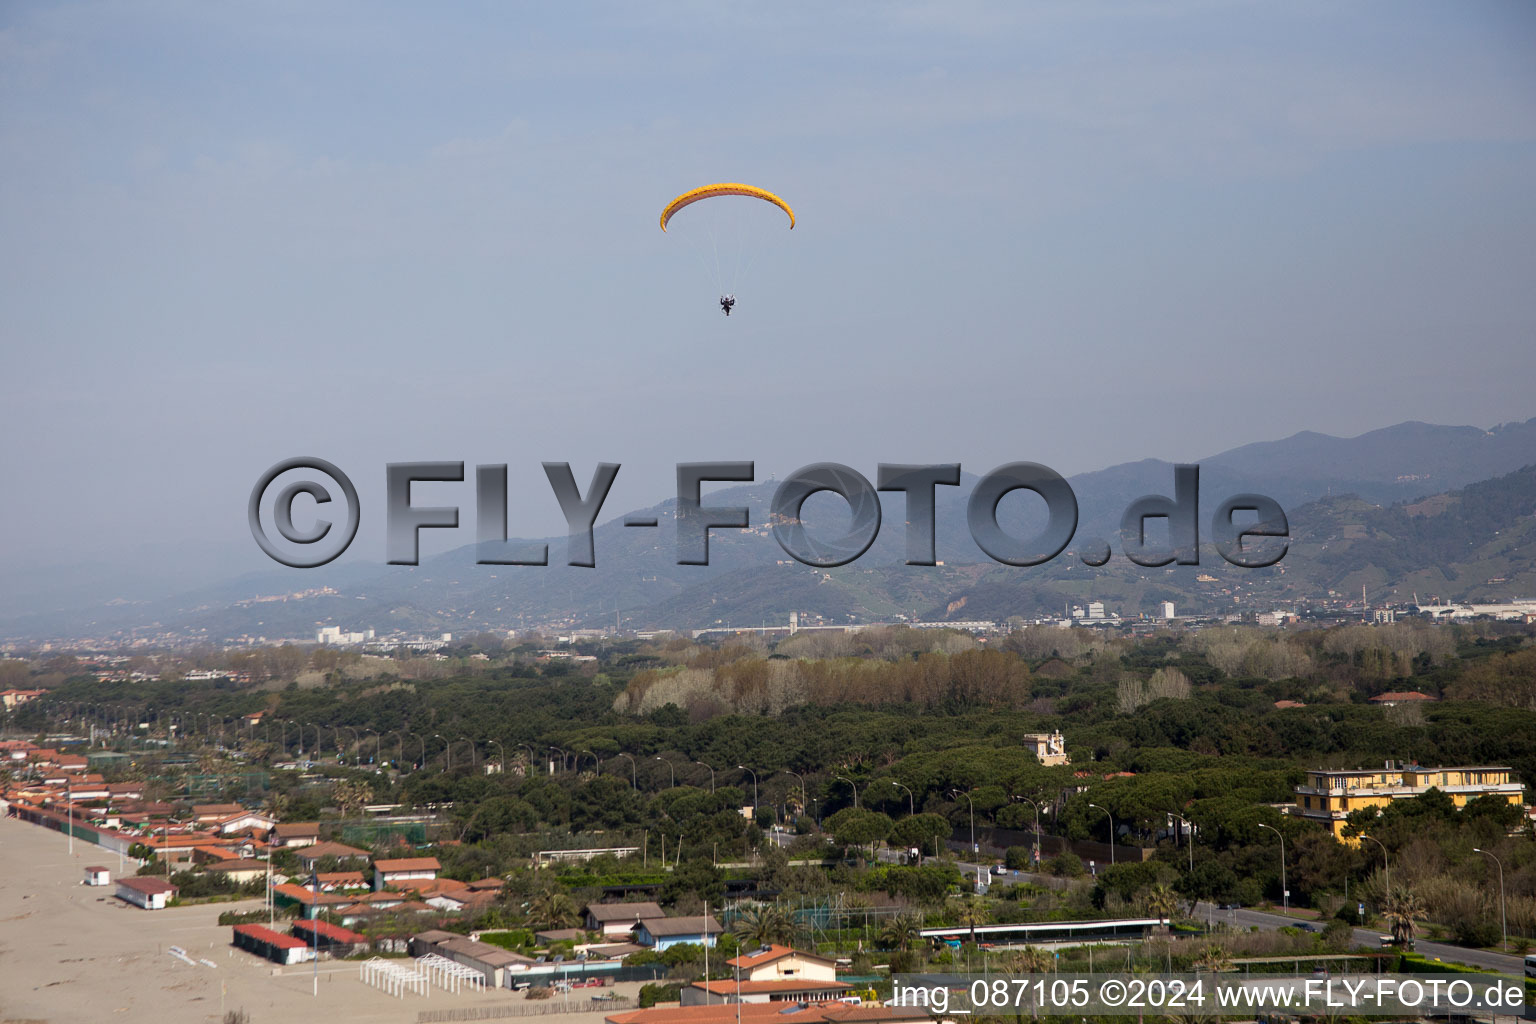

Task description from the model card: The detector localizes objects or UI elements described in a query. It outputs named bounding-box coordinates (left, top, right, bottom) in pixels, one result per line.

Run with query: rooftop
left=728, top=944, right=833, bottom=970
left=374, top=857, right=441, bottom=873
left=638, top=915, right=723, bottom=937
left=586, top=901, right=665, bottom=922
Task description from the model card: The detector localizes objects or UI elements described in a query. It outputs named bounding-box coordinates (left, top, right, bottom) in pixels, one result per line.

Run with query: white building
left=116, top=876, right=177, bottom=909
left=84, top=866, right=111, bottom=887
left=373, top=857, right=441, bottom=891
left=1161, top=602, right=1176, bottom=620
left=683, top=944, right=849, bottom=1005
left=316, top=626, right=375, bottom=645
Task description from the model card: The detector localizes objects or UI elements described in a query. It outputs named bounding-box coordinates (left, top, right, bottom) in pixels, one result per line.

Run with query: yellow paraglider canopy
left=660, top=183, right=795, bottom=232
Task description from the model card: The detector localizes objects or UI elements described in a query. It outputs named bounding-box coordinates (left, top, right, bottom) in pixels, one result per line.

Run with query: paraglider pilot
left=719, top=294, right=735, bottom=316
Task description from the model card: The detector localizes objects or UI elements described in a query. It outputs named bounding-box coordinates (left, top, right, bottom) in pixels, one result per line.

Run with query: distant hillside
left=5, top=417, right=1536, bottom=640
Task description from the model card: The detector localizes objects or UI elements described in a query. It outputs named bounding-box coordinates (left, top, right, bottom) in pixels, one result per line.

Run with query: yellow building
left=1024, top=731, right=1070, bottom=767
left=1291, top=761, right=1524, bottom=840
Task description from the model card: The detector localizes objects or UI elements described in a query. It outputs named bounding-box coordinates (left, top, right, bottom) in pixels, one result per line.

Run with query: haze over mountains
left=6, top=417, right=1536, bottom=643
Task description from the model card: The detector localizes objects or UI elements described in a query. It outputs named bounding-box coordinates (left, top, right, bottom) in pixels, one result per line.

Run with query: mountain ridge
left=6, top=416, right=1535, bottom=640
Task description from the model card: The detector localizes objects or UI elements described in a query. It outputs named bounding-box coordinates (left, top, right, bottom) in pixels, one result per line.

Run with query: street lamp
left=1471, top=848, right=1507, bottom=951
left=1258, top=823, right=1287, bottom=913
left=490, top=740, right=506, bottom=773
left=893, top=781, right=915, bottom=816
left=834, top=775, right=859, bottom=809
left=580, top=749, right=599, bottom=774
left=778, top=770, right=808, bottom=820
left=653, top=756, right=676, bottom=787
left=614, top=752, right=636, bottom=788
left=694, top=761, right=716, bottom=792
left=1015, top=795, right=1043, bottom=867
left=1170, top=812, right=1194, bottom=874
left=433, top=734, right=450, bottom=771
left=951, top=790, right=976, bottom=855
left=1359, top=833, right=1390, bottom=892
left=1088, top=803, right=1116, bottom=866
left=737, top=765, right=759, bottom=810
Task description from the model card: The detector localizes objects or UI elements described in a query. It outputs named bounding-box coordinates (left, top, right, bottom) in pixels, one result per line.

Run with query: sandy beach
left=0, top=815, right=638, bottom=1024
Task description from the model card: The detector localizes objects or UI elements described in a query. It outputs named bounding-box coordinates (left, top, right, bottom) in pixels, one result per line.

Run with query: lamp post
left=549, top=746, right=567, bottom=773
left=580, top=749, right=598, bottom=774
left=1088, top=803, right=1116, bottom=865
left=737, top=765, right=759, bottom=810
left=694, top=761, right=716, bottom=792
left=1015, top=795, right=1043, bottom=867
left=434, top=734, right=450, bottom=771
left=364, top=729, right=380, bottom=765
left=951, top=790, right=976, bottom=856
left=1258, top=823, right=1287, bottom=913
left=615, top=753, right=636, bottom=788
left=778, top=770, right=808, bottom=821
left=1171, top=813, right=1194, bottom=874
left=1359, top=833, right=1390, bottom=892
left=490, top=740, right=506, bottom=774
left=893, top=782, right=915, bottom=816
left=835, top=775, right=859, bottom=809
left=653, top=756, right=675, bottom=788
left=1471, top=848, right=1507, bottom=951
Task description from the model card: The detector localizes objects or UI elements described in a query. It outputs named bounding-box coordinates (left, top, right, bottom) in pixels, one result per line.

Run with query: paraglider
left=661, top=183, right=794, bottom=315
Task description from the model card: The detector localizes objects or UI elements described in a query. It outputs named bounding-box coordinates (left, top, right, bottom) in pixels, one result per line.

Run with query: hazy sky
left=3, top=2, right=1535, bottom=602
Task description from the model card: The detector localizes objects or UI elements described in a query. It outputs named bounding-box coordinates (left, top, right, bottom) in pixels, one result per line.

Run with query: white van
left=1524, top=953, right=1536, bottom=979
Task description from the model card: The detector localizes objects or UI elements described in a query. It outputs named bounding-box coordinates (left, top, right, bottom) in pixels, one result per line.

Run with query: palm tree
left=331, top=778, right=373, bottom=818
left=733, top=903, right=799, bottom=947
left=1145, top=884, right=1179, bottom=926
left=1381, top=886, right=1424, bottom=948
left=955, top=896, right=988, bottom=946
left=265, top=790, right=291, bottom=820
left=878, top=912, right=924, bottom=952
left=1192, top=943, right=1233, bottom=972
left=1005, top=945, right=1052, bottom=974
left=529, top=890, right=580, bottom=929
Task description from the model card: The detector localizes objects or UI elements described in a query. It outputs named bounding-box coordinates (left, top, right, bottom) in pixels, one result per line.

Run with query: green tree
left=877, top=912, right=924, bottom=952
left=887, top=813, right=953, bottom=858
left=528, top=890, right=579, bottom=929
left=824, top=807, right=895, bottom=861
left=732, top=903, right=799, bottom=947
left=1380, top=887, right=1424, bottom=947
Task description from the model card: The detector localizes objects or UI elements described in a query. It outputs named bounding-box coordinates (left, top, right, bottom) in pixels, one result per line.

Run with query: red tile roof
left=693, top=979, right=851, bottom=995
left=727, top=944, right=833, bottom=969
left=234, top=923, right=308, bottom=950
left=292, top=918, right=367, bottom=944
left=605, top=1002, right=926, bottom=1024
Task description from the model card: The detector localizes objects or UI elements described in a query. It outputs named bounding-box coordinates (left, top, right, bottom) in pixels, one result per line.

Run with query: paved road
left=1194, top=901, right=1527, bottom=978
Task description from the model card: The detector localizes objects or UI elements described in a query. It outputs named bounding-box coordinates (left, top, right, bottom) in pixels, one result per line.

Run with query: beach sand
left=0, top=815, right=639, bottom=1024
